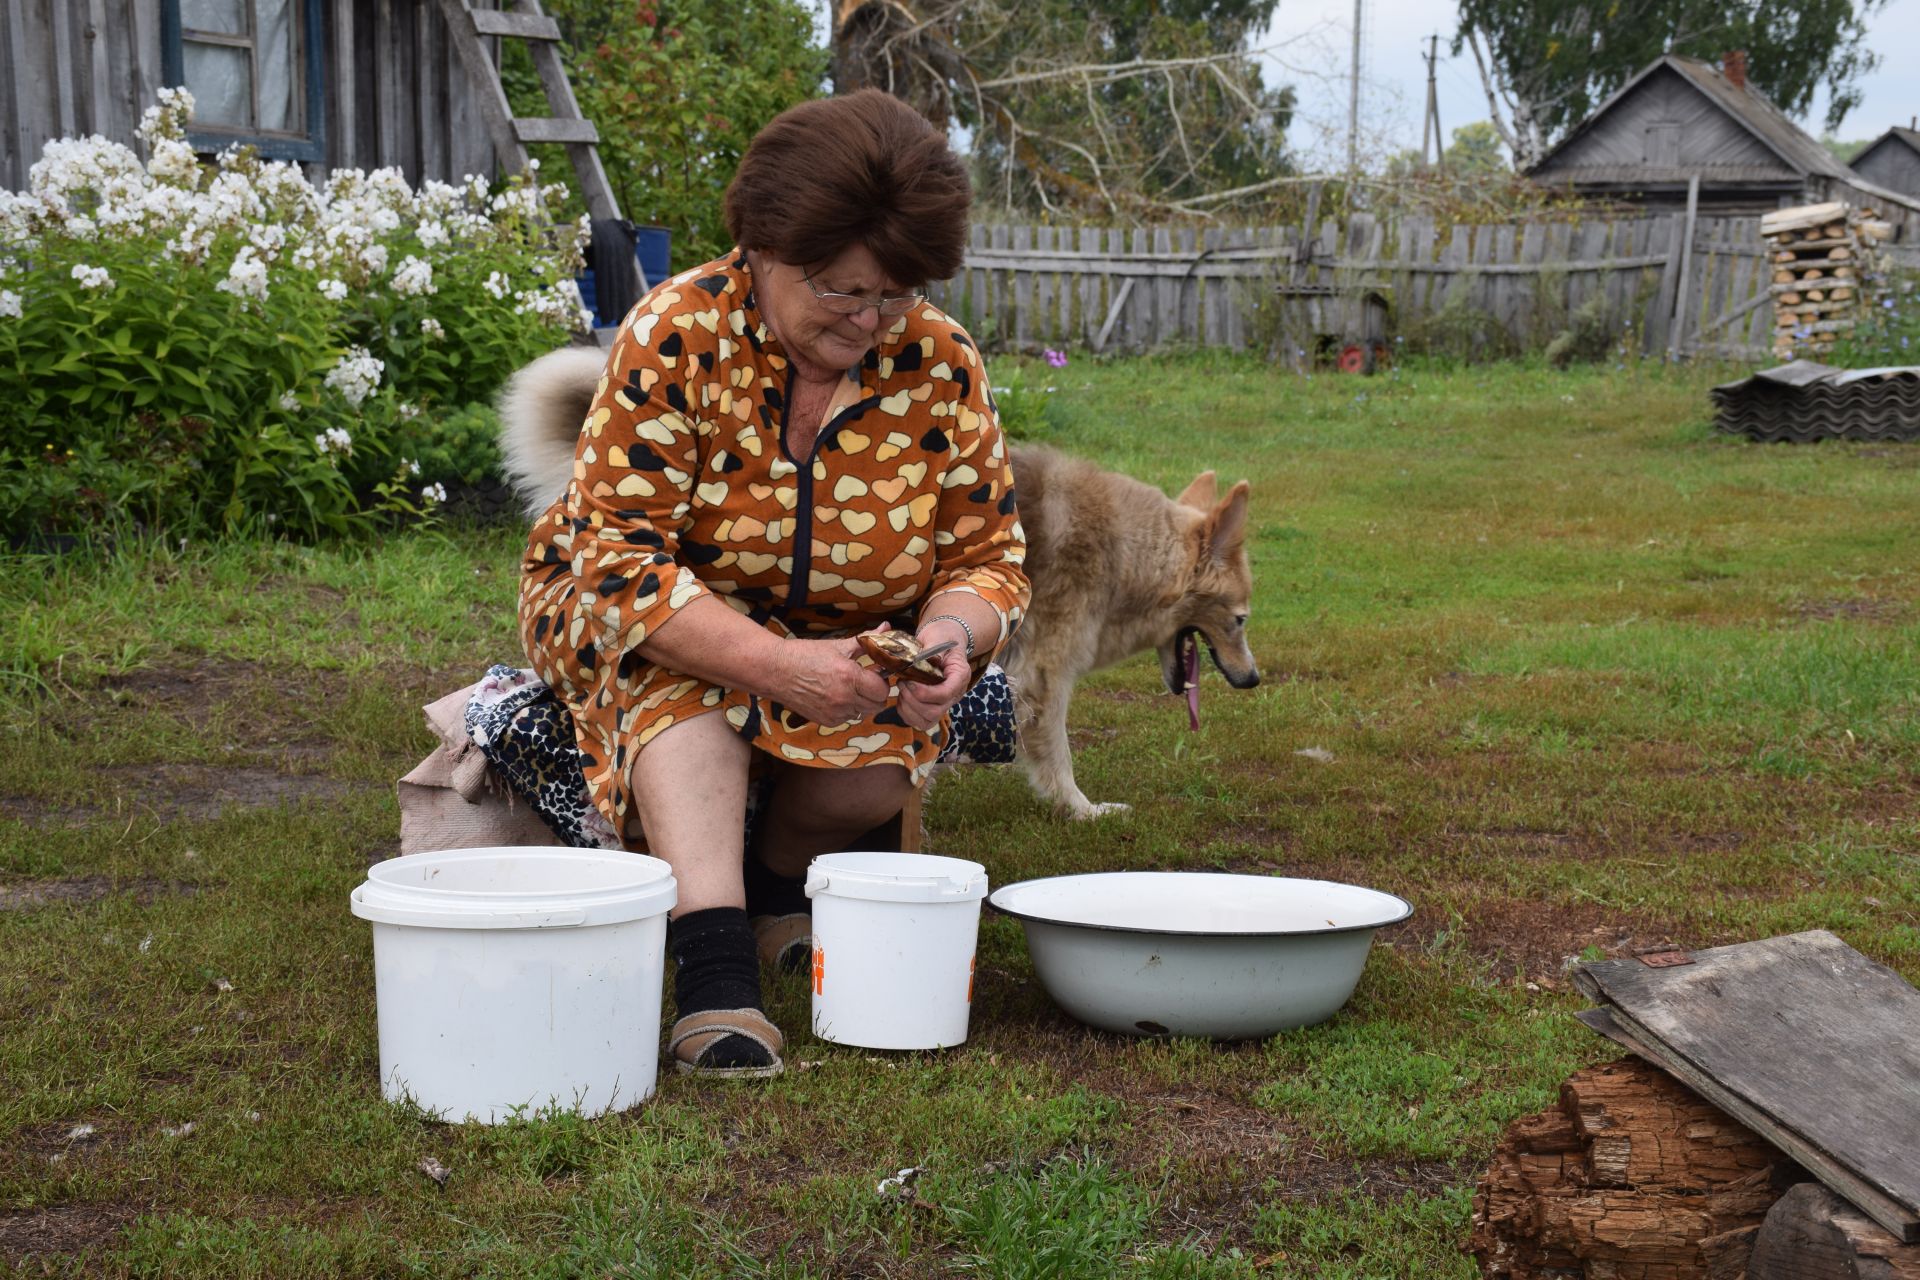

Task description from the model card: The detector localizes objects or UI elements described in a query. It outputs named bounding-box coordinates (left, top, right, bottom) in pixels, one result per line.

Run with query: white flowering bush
left=0, top=88, right=590, bottom=541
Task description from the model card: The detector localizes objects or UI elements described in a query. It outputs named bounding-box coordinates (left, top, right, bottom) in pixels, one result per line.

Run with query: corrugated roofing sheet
left=1711, top=361, right=1920, bottom=442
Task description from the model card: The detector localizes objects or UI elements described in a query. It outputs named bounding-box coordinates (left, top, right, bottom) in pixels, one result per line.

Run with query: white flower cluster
left=314, top=426, right=353, bottom=456
left=7, top=87, right=584, bottom=323
left=514, top=278, right=593, bottom=332
left=390, top=255, right=435, bottom=297
left=216, top=245, right=270, bottom=304
left=420, top=316, right=444, bottom=340
left=420, top=482, right=448, bottom=505
left=324, top=345, right=384, bottom=408
left=0, top=289, right=21, bottom=319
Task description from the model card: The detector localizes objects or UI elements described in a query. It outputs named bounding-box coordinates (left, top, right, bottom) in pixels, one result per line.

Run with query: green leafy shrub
left=1830, top=269, right=1920, bottom=367
left=989, top=359, right=1065, bottom=440
left=394, top=401, right=505, bottom=490
left=0, top=90, right=586, bottom=543
left=506, top=0, right=826, bottom=268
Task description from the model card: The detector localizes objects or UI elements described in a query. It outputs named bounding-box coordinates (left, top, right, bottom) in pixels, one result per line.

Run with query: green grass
left=3, top=351, right=1918, bottom=1276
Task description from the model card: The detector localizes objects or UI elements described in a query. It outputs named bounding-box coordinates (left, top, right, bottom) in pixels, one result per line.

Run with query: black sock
left=669, top=907, right=772, bottom=1069
left=742, top=851, right=810, bottom=918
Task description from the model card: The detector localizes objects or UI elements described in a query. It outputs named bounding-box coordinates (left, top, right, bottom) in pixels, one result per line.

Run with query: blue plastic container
left=576, top=225, right=673, bottom=327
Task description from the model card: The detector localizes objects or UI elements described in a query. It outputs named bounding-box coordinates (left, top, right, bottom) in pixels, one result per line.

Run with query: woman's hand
left=895, top=622, right=973, bottom=732
left=773, top=636, right=892, bottom=727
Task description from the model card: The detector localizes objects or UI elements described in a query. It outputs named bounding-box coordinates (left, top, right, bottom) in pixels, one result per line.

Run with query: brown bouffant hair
left=724, top=89, right=971, bottom=287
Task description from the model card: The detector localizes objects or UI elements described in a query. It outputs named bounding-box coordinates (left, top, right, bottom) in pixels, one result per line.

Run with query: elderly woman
left=518, top=90, right=1028, bottom=1079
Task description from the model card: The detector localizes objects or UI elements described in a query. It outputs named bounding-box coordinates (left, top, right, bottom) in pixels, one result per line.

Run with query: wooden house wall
left=1851, top=140, right=1920, bottom=201
left=1, top=0, right=497, bottom=191
left=1533, top=68, right=1780, bottom=175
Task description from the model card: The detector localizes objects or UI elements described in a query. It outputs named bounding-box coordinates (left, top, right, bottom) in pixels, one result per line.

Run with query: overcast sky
left=1257, top=0, right=1920, bottom=169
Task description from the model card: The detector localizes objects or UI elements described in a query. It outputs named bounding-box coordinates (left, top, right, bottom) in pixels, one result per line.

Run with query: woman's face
left=753, top=243, right=906, bottom=377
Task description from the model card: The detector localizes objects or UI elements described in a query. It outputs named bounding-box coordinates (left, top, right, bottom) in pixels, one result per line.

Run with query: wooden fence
left=930, top=211, right=1833, bottom=362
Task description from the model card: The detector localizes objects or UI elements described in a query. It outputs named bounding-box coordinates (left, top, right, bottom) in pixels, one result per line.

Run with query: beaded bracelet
left=923, top=613, right=977, bottom=658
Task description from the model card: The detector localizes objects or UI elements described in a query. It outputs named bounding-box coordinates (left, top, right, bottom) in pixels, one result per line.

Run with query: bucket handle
left=803, top=872, right=984, bottom=899
left=350, top=886, right=588, bottom=929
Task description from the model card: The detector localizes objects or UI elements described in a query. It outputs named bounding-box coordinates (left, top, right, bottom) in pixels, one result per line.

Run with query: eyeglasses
left=802, top=272, right=926, bottom=317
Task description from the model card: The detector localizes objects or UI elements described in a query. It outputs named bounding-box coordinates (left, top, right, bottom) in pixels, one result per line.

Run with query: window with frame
left=162, top=0, right=326, bottom=162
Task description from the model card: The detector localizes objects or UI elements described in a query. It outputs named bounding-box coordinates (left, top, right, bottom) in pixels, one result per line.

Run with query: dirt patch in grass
left=1791, top=596, right=1908, bottom=624
left=0, top=876, right=202, bottom=912
left=0, top=1202, right=140, bottom=1259
left=2, top=765, right=367, bottom=827
left=1388, top=894, right=1683, bottom=982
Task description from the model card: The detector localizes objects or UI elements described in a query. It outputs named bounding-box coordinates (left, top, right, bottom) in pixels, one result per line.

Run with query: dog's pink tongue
left=1184, top=636, right=1201, bottom=731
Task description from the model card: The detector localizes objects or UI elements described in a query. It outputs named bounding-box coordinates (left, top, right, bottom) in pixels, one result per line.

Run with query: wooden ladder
left=432, top=0, right=638, bottom=290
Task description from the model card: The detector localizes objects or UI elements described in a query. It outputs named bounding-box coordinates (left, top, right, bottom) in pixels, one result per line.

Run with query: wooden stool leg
left=897, top=784, right=924, bottom=853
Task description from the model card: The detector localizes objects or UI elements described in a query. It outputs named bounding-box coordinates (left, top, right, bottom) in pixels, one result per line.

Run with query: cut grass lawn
left=2, top=353, right=1916, bottom=1277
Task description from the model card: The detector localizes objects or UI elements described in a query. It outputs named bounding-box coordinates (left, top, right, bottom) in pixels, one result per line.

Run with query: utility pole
left=1346, top=0, right=1363, bottom=173
left=1421, top=32, right=1444, bottom=171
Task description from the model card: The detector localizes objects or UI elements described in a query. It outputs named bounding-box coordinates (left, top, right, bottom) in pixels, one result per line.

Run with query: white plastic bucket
left=349, top=846, right=677, bottom=1123
left=804, top=851, right=987, bottom=1050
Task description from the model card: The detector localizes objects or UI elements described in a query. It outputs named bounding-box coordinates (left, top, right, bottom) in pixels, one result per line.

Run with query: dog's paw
left=1068, top=801, right=1132, bottom=821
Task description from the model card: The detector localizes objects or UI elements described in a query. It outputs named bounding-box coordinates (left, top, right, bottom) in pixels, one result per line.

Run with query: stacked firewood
left=1763, top=201, right=1895, bottom=361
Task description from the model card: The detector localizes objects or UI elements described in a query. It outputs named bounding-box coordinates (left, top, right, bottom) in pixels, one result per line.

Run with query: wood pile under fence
left=931, top=212, right=1785, bottom=361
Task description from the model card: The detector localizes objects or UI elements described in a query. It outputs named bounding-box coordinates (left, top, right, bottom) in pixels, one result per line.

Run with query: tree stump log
left=1747, top=1183, right=1920, bottom=1280
left=1469, top=1058, right=1794, bottom=1279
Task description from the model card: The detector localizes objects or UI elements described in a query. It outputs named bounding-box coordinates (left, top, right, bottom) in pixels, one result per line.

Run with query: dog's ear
left=1204, top=481, right=1251, bottom=563
left=1176, top=470, right=1218, bottom=511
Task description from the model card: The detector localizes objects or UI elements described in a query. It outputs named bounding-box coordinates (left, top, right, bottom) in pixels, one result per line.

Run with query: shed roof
left=1528, top=55, right=1850, bottom=183
left=1853, top=126, right=1920, bottom=168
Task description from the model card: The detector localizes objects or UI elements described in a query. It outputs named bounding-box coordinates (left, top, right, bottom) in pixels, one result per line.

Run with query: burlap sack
left=395, top=681, right=561, bottom=854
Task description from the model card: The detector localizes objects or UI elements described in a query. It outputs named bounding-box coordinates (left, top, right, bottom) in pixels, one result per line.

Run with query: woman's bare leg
left=627, top=712, right=752, bottom=918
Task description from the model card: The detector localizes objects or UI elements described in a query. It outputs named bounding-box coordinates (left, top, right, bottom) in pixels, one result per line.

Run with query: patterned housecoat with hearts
left=518, top=250, right=1030, bottom=844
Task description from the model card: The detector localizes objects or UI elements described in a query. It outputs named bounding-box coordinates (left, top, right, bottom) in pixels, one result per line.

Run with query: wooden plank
left=430, top=0, right=529, bottom=175
left=85, top=0, right=110, bottom=135
left=328, top=0, right=356, bottom=170
left=1232, top=227, right=1257, bottom=352
left=1077, top=225, right=1099, bottom=347
left=415, top=0, right=446, bottom=181
left=1177, top=225, right=1199, bottom=345
left=1149, top=225, right=1172, bottom=346
left=1575, top=931, right=1920, bottom=1242
left=1010, top=223, right=1032, bottom=351
left=1034, top=225, right=1056, bottom=346
left=49, top=0, right=75, bottom=137
left=1667, top=174, right=1701, bottom=359
left=513, top=115, right=597, bottom=145
left=1643, top=213, right=1684, bottom=355
left=1200, top=226, right=1224, bottom=347
left=998, top=222, right=1013, bottom=345
left=1092, top=277, right=1133, bottom=354
left=1126, top=226, right=1151, bottom=350
left=468, top=8, right=560, bottom=39
left=1568, top=220, right=1609, bottom=320
left=1515, top=220, right=1548, bottom=347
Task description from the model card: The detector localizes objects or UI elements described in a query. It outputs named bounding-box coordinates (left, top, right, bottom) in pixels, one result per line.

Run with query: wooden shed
left=1851, top=125, right=1920, bottom=202
left=1528, top=53, right=1856, bottom=216
left=0, top=0, right=508, bottom=192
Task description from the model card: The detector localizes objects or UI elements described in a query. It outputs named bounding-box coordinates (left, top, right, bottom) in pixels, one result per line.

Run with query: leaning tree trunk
left=1470, top=1057, right=1795, bottom=1279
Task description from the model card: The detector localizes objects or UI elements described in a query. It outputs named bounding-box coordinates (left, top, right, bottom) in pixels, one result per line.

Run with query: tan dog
left=496, top=349, right=1261, bottom=819
left=1002, top=446, right=1259, bottom=818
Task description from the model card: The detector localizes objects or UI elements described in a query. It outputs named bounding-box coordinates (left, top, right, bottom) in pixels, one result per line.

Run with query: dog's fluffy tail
left=497, top=346, right=606, bottom=519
